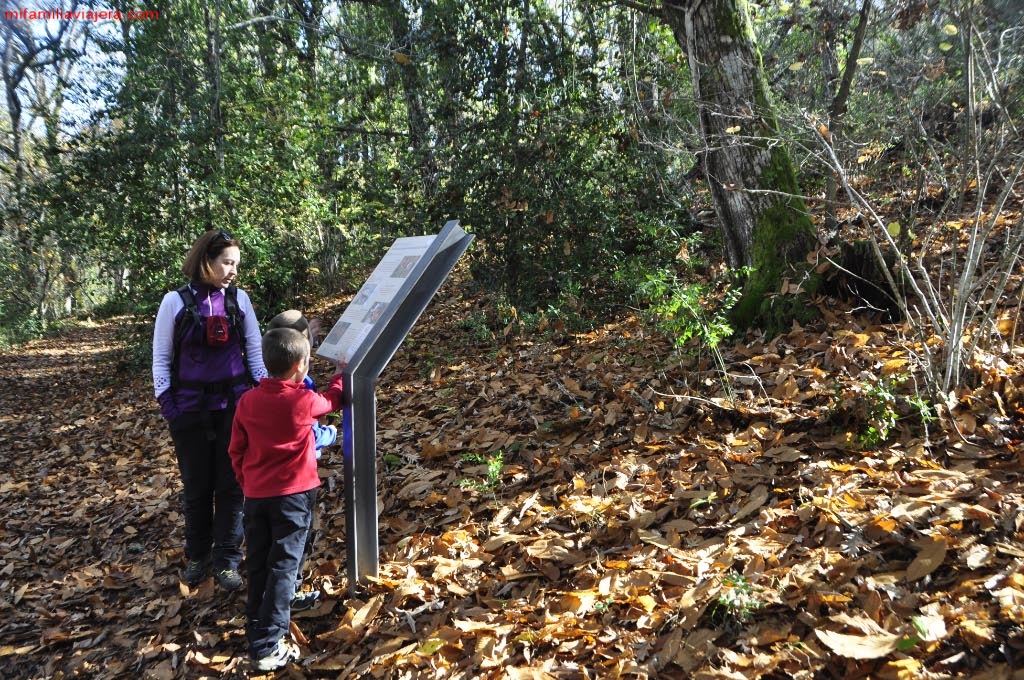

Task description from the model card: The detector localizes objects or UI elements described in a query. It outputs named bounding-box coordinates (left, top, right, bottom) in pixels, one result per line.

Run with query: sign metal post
left=316, top=220, right=474, bottom=587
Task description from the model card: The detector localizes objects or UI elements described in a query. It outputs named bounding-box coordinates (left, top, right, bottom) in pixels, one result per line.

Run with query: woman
left=152, top=230, right=268, bottom=591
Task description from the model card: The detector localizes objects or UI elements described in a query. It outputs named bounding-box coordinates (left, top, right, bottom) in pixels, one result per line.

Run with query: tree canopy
left=2, top=0, right=1022, bottom=384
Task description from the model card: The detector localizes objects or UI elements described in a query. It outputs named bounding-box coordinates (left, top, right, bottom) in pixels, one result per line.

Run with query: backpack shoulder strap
left=224, top=285, right=254, bottom=385
left=171, top=285, right=199, bottom=387
left=174, top=283, right=202, bottom=338
left=176, top=284, right=199, bottom=317
left=223, top=285, right=241, bottom=330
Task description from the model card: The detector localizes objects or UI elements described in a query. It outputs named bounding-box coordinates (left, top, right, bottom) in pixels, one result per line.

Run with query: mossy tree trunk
left=386, top=0, right=441, bottom=204
left=661, top=0, right=820, bottom=332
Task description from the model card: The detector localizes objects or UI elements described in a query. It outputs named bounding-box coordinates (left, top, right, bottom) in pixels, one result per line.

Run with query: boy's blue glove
left=157, top=390, right=181, bottom=423
left=313, top=423, right=337, bottom=456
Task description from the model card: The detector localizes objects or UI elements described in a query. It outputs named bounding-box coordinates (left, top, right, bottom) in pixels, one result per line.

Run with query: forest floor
left=1, top=256, right=1024, bottom=679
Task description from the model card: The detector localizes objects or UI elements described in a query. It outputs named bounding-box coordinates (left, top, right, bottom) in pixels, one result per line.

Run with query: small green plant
left=830, top=375, right=912, bottom=449
left=715, top=572, right=764, bottom=622
left=493, top=296, right=541, bottom=337
left=419, top=356, right=437, bottom=380
left=638, top=266, right=748, bottom=399
left=459, top=450, right=505, bottom=494
left=891, top=615, right=942, bottom=653
left=689, top=491, right=719, bottom=509
left=858, top=378, right=899, bottom=448
left=640, top=268, right=739, bottom=349
left=906, top=393, right=935, bottom=424
left=545, top=277, right=590, bottom=333
left=457, top=310, right=492, bottom=342
left=906, top=390, right=936, bottom=442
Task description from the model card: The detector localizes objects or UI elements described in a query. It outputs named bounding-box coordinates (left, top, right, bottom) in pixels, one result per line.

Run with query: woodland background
left=2, top=0, right=1024, bottom=678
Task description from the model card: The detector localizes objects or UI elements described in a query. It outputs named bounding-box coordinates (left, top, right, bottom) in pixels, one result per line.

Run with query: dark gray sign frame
left=338, top=220, right=473, bottom=588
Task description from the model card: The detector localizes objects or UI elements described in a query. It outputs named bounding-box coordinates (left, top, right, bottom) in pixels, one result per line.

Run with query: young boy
left=228, top=327, right=344, bottom=671
left=266, top=310, right=336, bottom=610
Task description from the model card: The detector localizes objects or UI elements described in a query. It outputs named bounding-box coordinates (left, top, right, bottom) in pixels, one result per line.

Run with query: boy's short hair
left=267, top=309, right=310, bottom=340
left=262, top=327, right=309, bottom=378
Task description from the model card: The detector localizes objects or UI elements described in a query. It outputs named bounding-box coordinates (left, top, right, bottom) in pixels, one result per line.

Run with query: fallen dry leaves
left=1, top=278, right=1023, bottom=678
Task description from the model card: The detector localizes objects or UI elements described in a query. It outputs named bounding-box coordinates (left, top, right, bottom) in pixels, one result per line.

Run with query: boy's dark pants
left=243, top=488, right=317, bottom=659
left=170, top=410, right=243, bottom=571
left=297, top=500, right=321, bottom=587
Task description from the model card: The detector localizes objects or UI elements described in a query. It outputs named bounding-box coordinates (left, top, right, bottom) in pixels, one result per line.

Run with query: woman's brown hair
left=182, top=230, right=240, bottom=285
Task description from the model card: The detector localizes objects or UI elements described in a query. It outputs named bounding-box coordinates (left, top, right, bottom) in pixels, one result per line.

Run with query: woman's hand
left=307, top=317, right=323, bottom=345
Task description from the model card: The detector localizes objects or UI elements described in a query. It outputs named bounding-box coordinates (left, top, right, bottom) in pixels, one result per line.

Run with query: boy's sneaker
left=253, top=637, right=300, bottom=672
left=214, top=568, right=243, bottom=592
left=182, top=557, right=210, bottom=586
left=291, top=588, right=320, bottom=611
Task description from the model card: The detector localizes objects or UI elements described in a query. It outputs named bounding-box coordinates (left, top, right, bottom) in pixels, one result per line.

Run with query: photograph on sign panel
left=323, top=321, right=350, bottom=348
left=363, top=301, right=386, bottom=324
left=391, top=255, right=419, bottom=278
left=353, top=283, right=377, bottom=306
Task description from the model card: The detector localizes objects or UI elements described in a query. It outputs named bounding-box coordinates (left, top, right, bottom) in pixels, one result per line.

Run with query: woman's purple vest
left=172, top=285, right=251, bottom=413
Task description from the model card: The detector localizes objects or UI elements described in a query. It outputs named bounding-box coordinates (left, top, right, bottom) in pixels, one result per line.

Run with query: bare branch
left=224, top=15, right=298, bottom=31
left=609, top=0, right=663, bottom=15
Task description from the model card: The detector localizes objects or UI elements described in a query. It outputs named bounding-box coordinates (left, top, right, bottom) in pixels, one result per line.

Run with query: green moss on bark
left=714, top=0, right=746, bottom=42
left=730, top=147, right=821, bottom=334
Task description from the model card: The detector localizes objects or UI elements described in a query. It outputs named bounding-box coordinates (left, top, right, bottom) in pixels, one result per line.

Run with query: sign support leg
left=342, top=374, right=379, bottom=590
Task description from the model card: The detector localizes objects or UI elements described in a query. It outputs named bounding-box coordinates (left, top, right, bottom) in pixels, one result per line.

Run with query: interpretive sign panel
left=317, top=220, right=474, bottom=588
left=316, top=235, right=435, bottom=364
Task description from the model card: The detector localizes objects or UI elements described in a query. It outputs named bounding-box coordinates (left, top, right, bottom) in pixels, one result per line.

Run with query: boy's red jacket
left=229, top=374, right=343, bottom=499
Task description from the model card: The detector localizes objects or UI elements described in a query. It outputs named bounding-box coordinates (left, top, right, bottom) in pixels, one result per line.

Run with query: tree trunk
left=2, top=20, right=32, bottom=199
left=386, top=1, right=440, bottom=203
left=661, top=0, right=819, bottom=331
left=824, top=0, right=872, bottom=225
left=203, top=0, right=225, bottom=174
